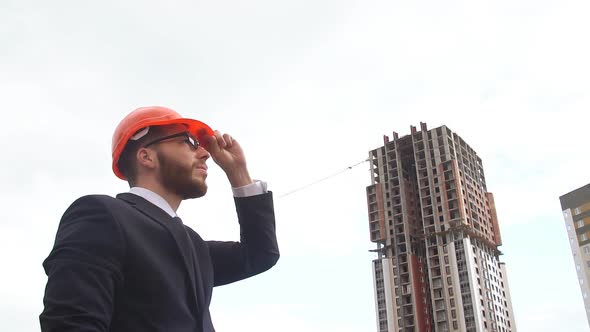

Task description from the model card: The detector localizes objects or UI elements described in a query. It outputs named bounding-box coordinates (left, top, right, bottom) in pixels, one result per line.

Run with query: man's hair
left=117, top=126, right=167, bottom=187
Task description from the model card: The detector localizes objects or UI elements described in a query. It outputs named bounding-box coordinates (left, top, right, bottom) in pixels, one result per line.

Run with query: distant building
left=560, top=183, right=590, bottom=327
left=366, top=123, right=516, bottom=332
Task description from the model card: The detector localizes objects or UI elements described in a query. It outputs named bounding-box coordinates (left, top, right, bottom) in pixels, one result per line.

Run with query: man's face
left=147, top=125, right=210, bottom=199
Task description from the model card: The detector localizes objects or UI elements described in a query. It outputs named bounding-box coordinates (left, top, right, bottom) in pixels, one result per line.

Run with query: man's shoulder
left=59, top=194, right=139, bottom=230
left=66, top=194, right=132, bottom=213
left=70, top=194, right=120, bottom=205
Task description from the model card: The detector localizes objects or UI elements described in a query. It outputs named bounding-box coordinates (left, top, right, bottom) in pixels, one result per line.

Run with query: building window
left=578, top=220, right=585, bottom=228
left=584, top=247, right=590, bottom=254
left=582, top=233, right=588, bottom=242
left=575, top=208, right=581, bottom=215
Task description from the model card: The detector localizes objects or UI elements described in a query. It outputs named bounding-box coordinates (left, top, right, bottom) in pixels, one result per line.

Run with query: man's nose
left=196, top=146, right=210, bottom=160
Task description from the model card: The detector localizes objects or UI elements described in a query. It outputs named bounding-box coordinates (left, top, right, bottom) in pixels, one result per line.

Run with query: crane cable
left=278, top=158, right=370, bottom=198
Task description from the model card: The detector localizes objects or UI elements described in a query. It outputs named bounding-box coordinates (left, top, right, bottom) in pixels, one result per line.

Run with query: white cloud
left=516, top=301, right=588, bottom=332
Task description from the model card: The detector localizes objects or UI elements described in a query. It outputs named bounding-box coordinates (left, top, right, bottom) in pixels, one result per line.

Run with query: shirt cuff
left=232, top=180, right=268, bottom=197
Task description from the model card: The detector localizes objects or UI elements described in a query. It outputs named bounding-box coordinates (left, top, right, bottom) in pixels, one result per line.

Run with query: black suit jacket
left=40, top=192, right=279, bottom=332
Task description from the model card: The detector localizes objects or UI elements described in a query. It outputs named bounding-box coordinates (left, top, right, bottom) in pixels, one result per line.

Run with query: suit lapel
left=116, top=193, right=202, bottom=314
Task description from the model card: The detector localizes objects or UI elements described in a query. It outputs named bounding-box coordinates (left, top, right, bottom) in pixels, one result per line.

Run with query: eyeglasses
left=143, top=132, right=200, bottom=150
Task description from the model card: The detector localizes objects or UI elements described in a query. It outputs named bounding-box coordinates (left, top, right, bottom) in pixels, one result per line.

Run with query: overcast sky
left=2, top=0, right=589, bottom=331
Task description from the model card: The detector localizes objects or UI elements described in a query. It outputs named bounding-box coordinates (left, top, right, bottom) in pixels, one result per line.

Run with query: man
left=40, top=106, right=279, bottom=332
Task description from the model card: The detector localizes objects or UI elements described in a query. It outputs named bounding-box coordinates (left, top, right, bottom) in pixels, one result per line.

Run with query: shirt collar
left=128, top=187, right=177, bottom=218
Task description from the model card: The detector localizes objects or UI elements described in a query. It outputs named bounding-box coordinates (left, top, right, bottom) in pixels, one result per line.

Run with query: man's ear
left=136, top=147, right=157, bottom=170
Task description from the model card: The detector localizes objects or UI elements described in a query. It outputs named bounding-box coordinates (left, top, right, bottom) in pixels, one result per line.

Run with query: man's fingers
left=204, top=134, right=220, bottom=153
left=211, top=131, right=237, bottom=149
left=205, top=130, right=239, bottom=156
left=213, top=130, right=228, bottom=148
left=222, top=133, right=234, bottom=148
left=205, top=131, right=235, bottom=153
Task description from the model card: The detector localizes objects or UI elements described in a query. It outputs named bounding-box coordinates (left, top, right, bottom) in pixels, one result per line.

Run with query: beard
left=156, top=151, right=207, bottom=199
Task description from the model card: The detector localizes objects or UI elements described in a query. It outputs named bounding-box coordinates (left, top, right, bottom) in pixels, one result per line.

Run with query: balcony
left=402, top=284, right=412, bottom=295
left=433, top=289, right=443, bottom=299
left=435, top=299, right=446, bottom=311
left=436, top=311, right=447, bottom=322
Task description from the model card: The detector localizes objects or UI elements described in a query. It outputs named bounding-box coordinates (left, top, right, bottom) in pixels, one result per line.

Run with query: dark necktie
left=171, top=217, right=215, bottom=332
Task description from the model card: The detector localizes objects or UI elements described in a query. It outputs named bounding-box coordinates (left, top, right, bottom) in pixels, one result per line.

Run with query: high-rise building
left=560, top=183, right=590, bottom=326
left=366, top=123, right=516, bottom=332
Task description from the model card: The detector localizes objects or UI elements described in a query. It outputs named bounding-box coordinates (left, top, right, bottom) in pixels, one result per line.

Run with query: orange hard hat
left=111, top=106, right=214, bottom=180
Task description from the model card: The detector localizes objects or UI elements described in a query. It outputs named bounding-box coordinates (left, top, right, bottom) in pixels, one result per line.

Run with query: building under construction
left=366, top=123, right=516, bottom=332
left=560, top=183, right=590, bottom=327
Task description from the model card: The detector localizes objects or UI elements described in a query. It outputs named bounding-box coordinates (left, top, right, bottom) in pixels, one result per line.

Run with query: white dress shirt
left=128, top=180, right=268, bottom=218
